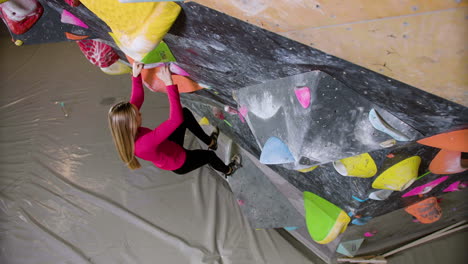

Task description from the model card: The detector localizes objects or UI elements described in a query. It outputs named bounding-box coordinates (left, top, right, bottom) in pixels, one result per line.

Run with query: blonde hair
left=108, top=102, right=141, bottom=170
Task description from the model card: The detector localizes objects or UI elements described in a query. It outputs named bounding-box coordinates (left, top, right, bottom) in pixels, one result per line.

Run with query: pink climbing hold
left=61, top=9, right=88, bottom=29
left=364, top=231, right=377, bottom=237
left=443, top=181, right=467, bottom=193
left=212, top=107, right=225, bottom=120
left=294, top=86, right=311, bottom=109
left=237, top=199, right=245, bottom=206
left=64, top=0, right=81, bottom=7
left=77, top=39, right=120, bottom=68
left=402, top=176, right=449, bottom=197
left=169, top=63, right=190, bottom=76
left=238, top=106, right=248, bottom=117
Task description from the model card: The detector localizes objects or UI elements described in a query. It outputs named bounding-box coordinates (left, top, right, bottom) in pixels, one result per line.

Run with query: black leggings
left=171, top=108, right=230, bottom=175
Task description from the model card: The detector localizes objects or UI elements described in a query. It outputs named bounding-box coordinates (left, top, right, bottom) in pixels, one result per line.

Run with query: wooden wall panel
left=191, top=0, right=468, bottom=105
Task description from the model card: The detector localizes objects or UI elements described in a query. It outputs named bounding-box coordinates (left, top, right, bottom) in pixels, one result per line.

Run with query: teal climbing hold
left=351, top=216, right=372, bottom=226
left=369, top=109, right=410, bottom=141
left=284, top=226, right=299, bottom=231
left=260, top=137, right=295, bottom=164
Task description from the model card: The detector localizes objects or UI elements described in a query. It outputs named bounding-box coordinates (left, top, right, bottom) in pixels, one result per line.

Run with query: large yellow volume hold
left=80, top=0, right=181, bottom=61
left=333, top=153, right=377, bottom=178
left=372, top=156, right=421, bottom=191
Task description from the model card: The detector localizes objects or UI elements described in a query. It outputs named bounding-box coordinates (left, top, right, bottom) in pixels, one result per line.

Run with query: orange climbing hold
left=429, top=149, right=467, bottom=174
left=127, top=56, right=203, bottom=93
left=404, top=197, right=442, bottom=224
left=65, top=32, right=88, bottom=40
left=417, top=129, right=468, bottom=152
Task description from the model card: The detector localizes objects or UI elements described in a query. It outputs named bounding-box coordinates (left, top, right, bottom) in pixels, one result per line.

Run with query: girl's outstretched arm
left=130, top=62, right=144, bottom=110
left=146, top=65, right=184, bottom=146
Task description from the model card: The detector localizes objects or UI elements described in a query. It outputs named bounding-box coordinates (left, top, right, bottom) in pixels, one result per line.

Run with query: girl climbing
left=108, top=62, right=241, bottom=177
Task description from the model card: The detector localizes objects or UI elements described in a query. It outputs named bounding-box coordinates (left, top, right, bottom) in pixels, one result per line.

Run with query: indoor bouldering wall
left=192, top=0, right=468, bottom=106
left=1, top=1, right=467, bottom=263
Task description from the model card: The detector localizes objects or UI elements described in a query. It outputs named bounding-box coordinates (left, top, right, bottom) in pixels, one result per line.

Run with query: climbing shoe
left=225, top=154, right=242, bottom=178
left=208, top=126, right=219, bottom=151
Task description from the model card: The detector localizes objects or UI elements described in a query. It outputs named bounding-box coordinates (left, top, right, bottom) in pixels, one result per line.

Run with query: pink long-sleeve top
left=130, top=75, right=186, bottom=170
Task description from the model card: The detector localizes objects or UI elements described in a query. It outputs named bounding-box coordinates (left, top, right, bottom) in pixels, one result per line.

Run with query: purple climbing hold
left=294, top=86, right=311, bottom=109
left=260, top=137, right=295, bottom=165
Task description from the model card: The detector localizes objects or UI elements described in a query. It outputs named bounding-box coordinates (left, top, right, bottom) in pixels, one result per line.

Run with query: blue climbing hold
left=260, top=137, right=295, bottom=164
left=351, top=216, right=373, bottom=226
left=284, top=226, right=299, bottom=231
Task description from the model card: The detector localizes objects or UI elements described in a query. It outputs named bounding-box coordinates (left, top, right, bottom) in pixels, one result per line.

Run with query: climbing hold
left=64, top=0, right=81, bottom=7
left=139, top=41, right=176, bottom=64
left=386, top=153, right=395, bottom=158
left=0, top=0, right=44, bottom=35
left=369, top=109, right=410, bottom=141
left=443, top=181, right=461, bottom=193
left=336, top=238, right=364, bottom=257
left=237, top=106, right=248, bottom=123
left=212, top=107, right=225, bottom=120
left=333, top=153, right=377, bottom=178
left=61, top=10, right=88, bottom=28
left=284, top=226, right=298, bottom=231
left=169, top=63, right=190, bottom=76
left=352, top=216, right=372, bottom=226
left=14, top=39, right=23, bottom=46
left=77, top=39, right=120, bottom=68
left=238, top=106, right=248, bottom=118
left=379, top=139, right=397, bottom=148
left=442, top=181, right=466, bottom=192
left=402, top=176, right=449, bottom=197
left=368, top=189, right=393, bottom=200
left=224, top=105, right=238, bottom=115
left=417, top=129, right=468, bottom=152
left=429, top=149, right=467, bottom=174
left=364, top=231, right=377, bottom=237
left=224, top=120, right=233, bottom=127
left=298, top=165, right=318, bottom=173
left=304, top=191, right=350, bottom=244
left=65, top=32, right=88, bottom=40
left=372, top=156, right=421, bottom=191
left=198, top=117, right=209, bottom=126
left=405, top=197, right=442, bottom=224
left=100, top=60, right=131, bottom=75
left=352, top=196, right=369, bottom=203
left=126, top=56, right=202, bottom=93
left=294, top=86, right=311, bottom=109
left=82, top=0, right=180, bottom=61
left=260, top=137, right=295, bottom=165
left=237, top=199, right=245, bottom=206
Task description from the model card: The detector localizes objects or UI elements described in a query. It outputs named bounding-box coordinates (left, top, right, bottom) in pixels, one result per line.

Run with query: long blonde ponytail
left=108, top=102, right=141, bottom=170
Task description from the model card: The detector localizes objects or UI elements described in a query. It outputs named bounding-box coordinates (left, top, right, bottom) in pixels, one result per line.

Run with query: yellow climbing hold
left=199, top=117, right=209, bottom=126
left=14, top=39, right=23, bottom=46
left=298, top=165, right=318, bottom=173
left=333, top=153, right=377, bottom=178
left=100, top=60, right=131, bottom=75
left=372, top=156, right=421, bottom=191
left=80, top=0, right=180, bottom=61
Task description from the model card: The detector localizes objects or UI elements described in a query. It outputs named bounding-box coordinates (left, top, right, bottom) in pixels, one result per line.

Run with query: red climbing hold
left=0, top=0, right=44, bottom=35
left=77, top=39, right=120, bottom=68
left=64, top=0, right=81, bottom=7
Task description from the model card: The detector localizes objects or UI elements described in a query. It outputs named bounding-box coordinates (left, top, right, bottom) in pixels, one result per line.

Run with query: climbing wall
left=192, top=0, right=468, bottom=106
left=1, top=0, right=467, bottom=262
